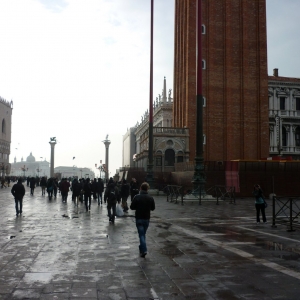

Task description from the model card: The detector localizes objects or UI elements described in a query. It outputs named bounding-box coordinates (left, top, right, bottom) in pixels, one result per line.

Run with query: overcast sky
left=1, top=0, right=300, bottom=176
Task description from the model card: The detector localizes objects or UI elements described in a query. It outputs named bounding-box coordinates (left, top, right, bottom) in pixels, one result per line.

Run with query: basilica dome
left=26, top=152, right=36, bottom=163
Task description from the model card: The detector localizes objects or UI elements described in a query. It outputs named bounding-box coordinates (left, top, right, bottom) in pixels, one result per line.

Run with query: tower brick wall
left=173, top=0, right=269, bottom=162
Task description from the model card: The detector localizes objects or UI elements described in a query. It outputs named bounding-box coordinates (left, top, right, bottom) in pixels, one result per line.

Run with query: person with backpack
left=104, top=178, right=120, bottom=223
left=11, top=178, right=26, bottom=217
left=83, top=178, right=92, bottom=212
left=130, top=182, right=155, bottom=258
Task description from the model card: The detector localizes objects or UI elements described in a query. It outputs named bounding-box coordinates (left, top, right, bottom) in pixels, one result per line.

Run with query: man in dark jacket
left=130, top=182, right=155, bottom=257
left=96, top=178, right=104, bottom=205
left=11, top=178, right=26, bottom=217
left=83, top=178, right=92, bottom=212
left=104, top=179, right=120, bottom=223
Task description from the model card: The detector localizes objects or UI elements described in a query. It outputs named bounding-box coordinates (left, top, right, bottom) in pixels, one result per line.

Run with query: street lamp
left=21, top=165, right=28, bottom=177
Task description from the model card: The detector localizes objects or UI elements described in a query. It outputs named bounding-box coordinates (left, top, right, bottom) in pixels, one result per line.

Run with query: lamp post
left=80, top=169, right=82, bottom=178
left=36, top=168, right=42, bottom=177
left=21, top=165, right=28, bottom=177
left=146, top=0, right=155, bottom=188
left=192, top=0, right=206, bottom=196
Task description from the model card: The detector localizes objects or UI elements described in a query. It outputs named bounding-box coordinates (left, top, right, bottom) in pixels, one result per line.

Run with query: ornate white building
left=122, top=77, right=189, bottom=172
left=0, top=96, right=13, bottom=176
left=269, top=69, right=300, bottom=159
left=12, top=153, right=50, bottom=177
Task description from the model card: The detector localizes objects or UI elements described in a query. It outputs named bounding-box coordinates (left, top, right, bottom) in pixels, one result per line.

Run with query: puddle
left=7, top=236, right=16, bottom=240
left=265, top=241, right=300, bottom=260
left=23, top=272, right=52, bottom=283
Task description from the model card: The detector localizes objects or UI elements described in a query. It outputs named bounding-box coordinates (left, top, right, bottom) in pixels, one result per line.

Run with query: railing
left=163, top=185, right=236, bottom=206
left=271, top=196, right=300, bottom=231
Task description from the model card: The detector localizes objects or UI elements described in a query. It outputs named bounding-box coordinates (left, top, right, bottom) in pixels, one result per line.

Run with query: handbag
left=263, top=199, right=268, bottom=208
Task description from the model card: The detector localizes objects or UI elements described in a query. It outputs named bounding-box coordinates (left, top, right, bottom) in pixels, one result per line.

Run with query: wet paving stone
left=1, top=186, right=300, bottom=298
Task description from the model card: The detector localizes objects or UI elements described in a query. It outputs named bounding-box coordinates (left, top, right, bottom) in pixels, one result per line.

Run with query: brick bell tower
left=173, top=0, right=269, bottom=162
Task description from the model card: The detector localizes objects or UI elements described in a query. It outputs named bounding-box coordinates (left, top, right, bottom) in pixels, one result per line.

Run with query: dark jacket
left=96, top=180, right=104, bottom=193
left=83, top=182, right=92, bottom=196
left=30, top=178, right=36, bottom=188
left=121, top=183, right=130, bottom=198
left=11, top=182, right=25, bottom=200
left=104, top=183, right=120, bottom=204
left=60, top=180, right=70, bottom=193
left=130, top=190, right=155, bottom=219
left=72, top=180, right=82, bottom=196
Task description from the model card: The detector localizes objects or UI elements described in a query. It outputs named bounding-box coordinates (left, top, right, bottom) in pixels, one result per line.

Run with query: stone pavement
left=1, top=184, right=300, bottom=299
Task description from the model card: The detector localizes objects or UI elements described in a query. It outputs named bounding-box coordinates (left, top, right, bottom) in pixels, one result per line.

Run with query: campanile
left=173, top=0, right=269, bottom=162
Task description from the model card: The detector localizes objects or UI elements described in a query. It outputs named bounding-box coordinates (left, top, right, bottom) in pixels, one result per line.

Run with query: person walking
left=96, top=178, right=104, bottom=205
left=40, top=177, right=47, bottom=196
left=120, top=179, right=130, bottom=212
left=11, top=178, right=25, bottom=217
left=60, top=178, right=71, bottom=203
left=130, top=182, right=155, bottom=258
left=47, top=178, right=54, bottom=200
left=104, top=178, right=120, bottom=223
left=30, top=177, right=36, bottom=195
left=253, top=184, right=267, bottom=224
left=83, top=178, right=92, bottom=212
left=72, top=178, right=82, bottom=207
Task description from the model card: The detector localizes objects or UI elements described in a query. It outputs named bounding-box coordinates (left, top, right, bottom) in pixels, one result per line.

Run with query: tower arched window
left=203, top=96, right=206, bottom=107
left=2, top=119, right=6, bottom=134
left=202, top=59, right=206, bottom=69
left=202, top=24, right=206, bottom=34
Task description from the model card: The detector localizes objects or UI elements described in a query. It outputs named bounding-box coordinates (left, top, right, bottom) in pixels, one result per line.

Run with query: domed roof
left=26, top=152, right=36, bottom=163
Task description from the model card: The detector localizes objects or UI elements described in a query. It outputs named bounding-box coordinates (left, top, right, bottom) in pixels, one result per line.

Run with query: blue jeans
left=97, top=192, right=102, bottom=204
left=136, top=219, right=149, bottom=254
left=15, top=198, right=23, bottom=215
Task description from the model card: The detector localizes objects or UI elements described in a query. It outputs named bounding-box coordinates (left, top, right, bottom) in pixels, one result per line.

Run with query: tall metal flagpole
left=146, top=0, right=154, bottom=188
left=192, top=0, right=206, bottom=195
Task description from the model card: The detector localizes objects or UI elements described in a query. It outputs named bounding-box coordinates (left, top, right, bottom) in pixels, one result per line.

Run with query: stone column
left=49, top=138, right=57, bottom=177
left=102, top=136, right=111, bottom=180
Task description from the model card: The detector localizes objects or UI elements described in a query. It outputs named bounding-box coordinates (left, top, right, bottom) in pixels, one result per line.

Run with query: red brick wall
left=173, top=0, right=269, bottom=162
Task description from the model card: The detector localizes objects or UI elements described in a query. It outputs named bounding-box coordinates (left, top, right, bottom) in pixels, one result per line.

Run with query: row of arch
left=155, top=149, right=184, bottom=167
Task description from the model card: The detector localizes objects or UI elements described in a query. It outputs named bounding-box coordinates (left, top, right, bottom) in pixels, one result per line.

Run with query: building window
left=280, top=97, right=286, bottom=110
left=177, top=151, right=184, bottom=163
left=165, top=149, right=175, bottom=166
left=282, top=127, right=287, bottom=147
left=296, top=98, right=300, bottom=110
left=2, top=119, right=6, bottom=134
left=203, top=96, right=206, bottom=107
left=296, top=127, right=300, bottom=146
left=202, top=59, right=206, bottom=69
left=202, top=24, right=206, bottom=34
left=203, top=134, right=206, bottom=145
left=156, top=156, right=162, bottom=166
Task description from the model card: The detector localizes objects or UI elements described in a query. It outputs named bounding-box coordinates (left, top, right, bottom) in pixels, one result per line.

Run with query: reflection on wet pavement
left=0, top=185, right=300, bottom=299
